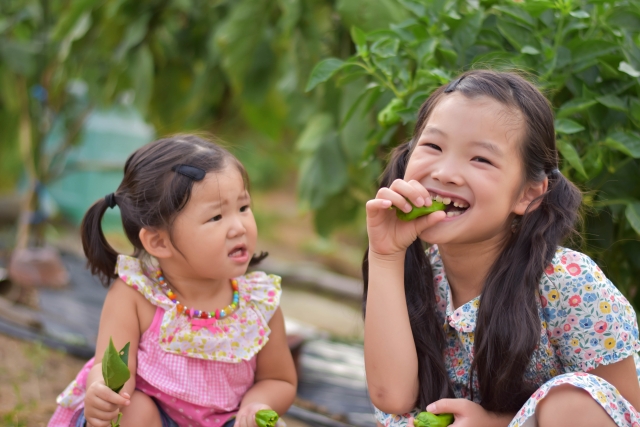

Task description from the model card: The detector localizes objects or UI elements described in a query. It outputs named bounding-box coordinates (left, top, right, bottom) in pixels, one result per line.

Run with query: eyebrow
left=470, top=140, right=504, bottom=157
left=422, top=126, right=447, bottom=137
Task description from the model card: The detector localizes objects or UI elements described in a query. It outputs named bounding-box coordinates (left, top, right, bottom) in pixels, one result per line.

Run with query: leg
left=536, top=384, right=616, bottom=427
left=119, top=390, right=163, bottom=427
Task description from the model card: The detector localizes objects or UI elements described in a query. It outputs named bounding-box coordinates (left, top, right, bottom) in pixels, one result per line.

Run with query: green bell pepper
left=413, top=411, right=454, bottom=427
left=394, top=200, right=446, bottom=221
left=255, top=409, right=280, bottom=427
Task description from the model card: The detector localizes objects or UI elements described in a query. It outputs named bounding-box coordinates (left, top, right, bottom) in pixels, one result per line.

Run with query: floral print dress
left=374, top=246, right=640, bottom=427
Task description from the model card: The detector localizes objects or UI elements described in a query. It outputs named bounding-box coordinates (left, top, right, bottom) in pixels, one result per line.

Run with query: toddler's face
left=170, top=163, right=258, bottom=280
left=404, top=92, right=528, bottom=246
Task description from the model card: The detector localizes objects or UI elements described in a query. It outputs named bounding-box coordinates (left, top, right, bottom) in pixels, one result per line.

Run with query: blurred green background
left=1, top=0, right=640, bottom=307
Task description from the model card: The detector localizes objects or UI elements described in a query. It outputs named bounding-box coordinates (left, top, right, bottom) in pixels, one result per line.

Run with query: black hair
left=81, top=134, right=267, bottom=286
left=362, top=70, right=582, bottom=413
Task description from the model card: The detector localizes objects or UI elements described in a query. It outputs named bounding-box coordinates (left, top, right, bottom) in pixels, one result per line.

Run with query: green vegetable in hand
left=413, top=411, right=454, bottom=427
left=102, top=337, right=131, bottom=427
left=395, top=200, right=446, bottom=221
left=255, top=409, right=279, bottom=427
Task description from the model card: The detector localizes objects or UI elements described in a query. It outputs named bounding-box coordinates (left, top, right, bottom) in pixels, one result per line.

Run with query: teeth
left=453, top=202, right=459, bottom=207
left=435, top=195, right=443, bottom=202
left=446, top=211, right=462, bottom=217
left=443, top=197, right=451, bottom=205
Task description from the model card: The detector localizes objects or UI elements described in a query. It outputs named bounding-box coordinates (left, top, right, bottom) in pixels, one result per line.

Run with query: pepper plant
left=303, top=0, right=640, bottom=307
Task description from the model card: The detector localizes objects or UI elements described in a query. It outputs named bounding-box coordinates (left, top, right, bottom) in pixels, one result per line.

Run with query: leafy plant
left=304, top=0, right=640, bottom=306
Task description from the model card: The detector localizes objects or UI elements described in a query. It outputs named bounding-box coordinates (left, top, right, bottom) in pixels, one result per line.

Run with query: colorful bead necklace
left=155, top=270, right=240, bottom=320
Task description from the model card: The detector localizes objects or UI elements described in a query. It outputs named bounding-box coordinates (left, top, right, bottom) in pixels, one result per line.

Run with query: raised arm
left=364, top=179, right=446, bottom=414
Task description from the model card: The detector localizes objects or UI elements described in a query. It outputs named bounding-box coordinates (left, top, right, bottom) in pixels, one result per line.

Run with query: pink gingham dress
left=50, top=255, right=282, bottom=427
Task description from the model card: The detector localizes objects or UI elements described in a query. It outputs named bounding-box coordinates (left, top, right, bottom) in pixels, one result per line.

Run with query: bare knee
left=537, top=384, right=616, bottom=427
left=119, top=390, right=162, bottom=427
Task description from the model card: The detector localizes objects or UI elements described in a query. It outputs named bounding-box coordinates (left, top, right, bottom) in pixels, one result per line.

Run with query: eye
left=240, top=205, right=250, bottom=212
left=423, top=143, right=441, bottom=151
left=210, top=214, right=222, bottom=222
left=472, top=156, right=493, bottom=165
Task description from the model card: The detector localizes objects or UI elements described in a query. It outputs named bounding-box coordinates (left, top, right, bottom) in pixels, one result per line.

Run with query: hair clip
left=172, top=164, right=206, bottom=181
left=548, top=168, right=560, bottom=177
left=104, top=193, right=117, bottom=209
left=444, top=76, right=465, bottom=93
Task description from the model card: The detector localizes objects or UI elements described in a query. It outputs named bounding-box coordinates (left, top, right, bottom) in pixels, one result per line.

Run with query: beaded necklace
left=154, top=270, right=240, bottom=320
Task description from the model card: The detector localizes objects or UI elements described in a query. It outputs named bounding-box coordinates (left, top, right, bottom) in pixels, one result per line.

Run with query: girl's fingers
left=376, top=187, right=412, bottom=213
left=388, top=179, right=427, bottom=209
left=414, top=210, right=446, bottom=234
left=406, top=180, right=432, bottom=206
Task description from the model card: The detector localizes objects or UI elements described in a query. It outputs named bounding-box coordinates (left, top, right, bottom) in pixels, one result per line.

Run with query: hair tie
left=104, top=193, right=117, bottom=209
left=172, top=164, right=206, bottom=181
left=549, top=168, right=560, bottom=177
left=444, top=76, right=465, bottom=93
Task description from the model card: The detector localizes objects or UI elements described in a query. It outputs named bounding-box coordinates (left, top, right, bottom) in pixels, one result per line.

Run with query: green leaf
left=102, top=338, right=131, bottom=394
left=521, top=45, right=540, bottom=55
left=555, top=118, right=585, bottom=134
left=371, top=37, right=400, bottom=58
left=305, top=58, right=346, bottom=92
left=619, top=61, right=640, bottom=78
left=496, top=19, right=536, bottom=51
left=605, top=132, right=640, bottom=158
left=569, top=10, right=590, bottom=19
left=569, top=40, right=618, bottom=65
left=341, top=83, right=380, bottom=129
left=556, top=98, right=597, bottom=118
left=626, top=202, right=640, bottom=235
left=130, top=45, right=154, bottom=115
left=557, top=139, right=588, bottom=179
left=351, top=26, right=368, bottom=56
left=596, top=95, right=627, bottom=112
left=493, top=5, right=536, bottom=28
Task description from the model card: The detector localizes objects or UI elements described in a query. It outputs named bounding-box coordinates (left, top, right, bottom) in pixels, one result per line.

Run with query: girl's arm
left=364, top=180, right=444, bottom=414
left=235, top=307, right=297, bottom=427
left=84, top=279, right=144, bottom=426
left=365, top=250, right=420, bottom=414
left=590, top=355, right=640, bottom=409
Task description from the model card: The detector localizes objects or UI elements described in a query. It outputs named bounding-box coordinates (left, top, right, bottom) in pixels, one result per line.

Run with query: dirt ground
left=0, top=333, right=86, bottom=426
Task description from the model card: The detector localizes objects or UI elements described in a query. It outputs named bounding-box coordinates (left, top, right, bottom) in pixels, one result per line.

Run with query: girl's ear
left=139, top=228, right=173, bottom=259
left=513, top=177, right=549, bottom=215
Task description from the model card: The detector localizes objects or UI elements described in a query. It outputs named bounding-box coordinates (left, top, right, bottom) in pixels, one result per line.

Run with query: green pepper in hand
left=394, top=200, right=446, bottom=221
left=413, top=411, right=454, bottom=427
left=102, top=337, right=131, bottom=427
left=255, top=409, right=279, bottom=427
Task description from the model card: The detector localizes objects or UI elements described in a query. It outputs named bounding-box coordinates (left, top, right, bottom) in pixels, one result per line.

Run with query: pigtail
left=362, top=141, right=453, bottom=410
left=81, top=197, right=120, bottom=287
left=471, top=173, right=582, bottom=410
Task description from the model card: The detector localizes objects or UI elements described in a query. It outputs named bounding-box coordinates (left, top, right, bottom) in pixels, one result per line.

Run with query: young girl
left=363, top=70, right=640, bottom=427
left=50, top=135, right=297, bottom=427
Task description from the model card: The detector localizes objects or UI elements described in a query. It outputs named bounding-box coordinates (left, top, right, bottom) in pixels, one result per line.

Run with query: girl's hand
left=84, top=379, right=131, bottom=427
left=425, top=399, right=513, bottom=427
left=366, top=179, right=446, bottom=256
left=235, top=402, right=272, bottom=427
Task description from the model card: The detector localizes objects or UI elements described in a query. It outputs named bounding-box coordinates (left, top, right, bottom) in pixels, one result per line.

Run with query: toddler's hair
left=362, top=70, right=582, bottom=413
left=81, top=134, right=267, bottom=286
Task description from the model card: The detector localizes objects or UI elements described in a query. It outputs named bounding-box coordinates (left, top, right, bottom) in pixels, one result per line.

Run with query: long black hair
left=362, top=70, right=582, bottom=413
left=81, top=134, right=267, bottom=286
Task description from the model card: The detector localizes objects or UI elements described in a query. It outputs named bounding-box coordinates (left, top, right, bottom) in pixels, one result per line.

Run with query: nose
left=227, top=214, right=247, bottom=239
left=431, top=160, right=464, bottom=186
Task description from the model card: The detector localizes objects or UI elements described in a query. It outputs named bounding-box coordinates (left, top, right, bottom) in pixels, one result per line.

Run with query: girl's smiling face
left=405, top=92, right=534, bottom=245
left=169, top=163, right=257, bottom=280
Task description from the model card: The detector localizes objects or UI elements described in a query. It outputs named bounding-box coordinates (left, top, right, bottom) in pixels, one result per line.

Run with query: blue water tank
left=46, top=105, right=155, bottom=230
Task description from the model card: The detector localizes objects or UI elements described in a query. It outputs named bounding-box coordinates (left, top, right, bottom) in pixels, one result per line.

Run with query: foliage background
left=1, top=0, right=639, bottom=306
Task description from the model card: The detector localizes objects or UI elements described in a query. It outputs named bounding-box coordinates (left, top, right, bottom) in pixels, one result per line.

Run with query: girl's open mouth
left=430, top=193, right=469, bottom=218
left=229, top=245, right=249, bottom=262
